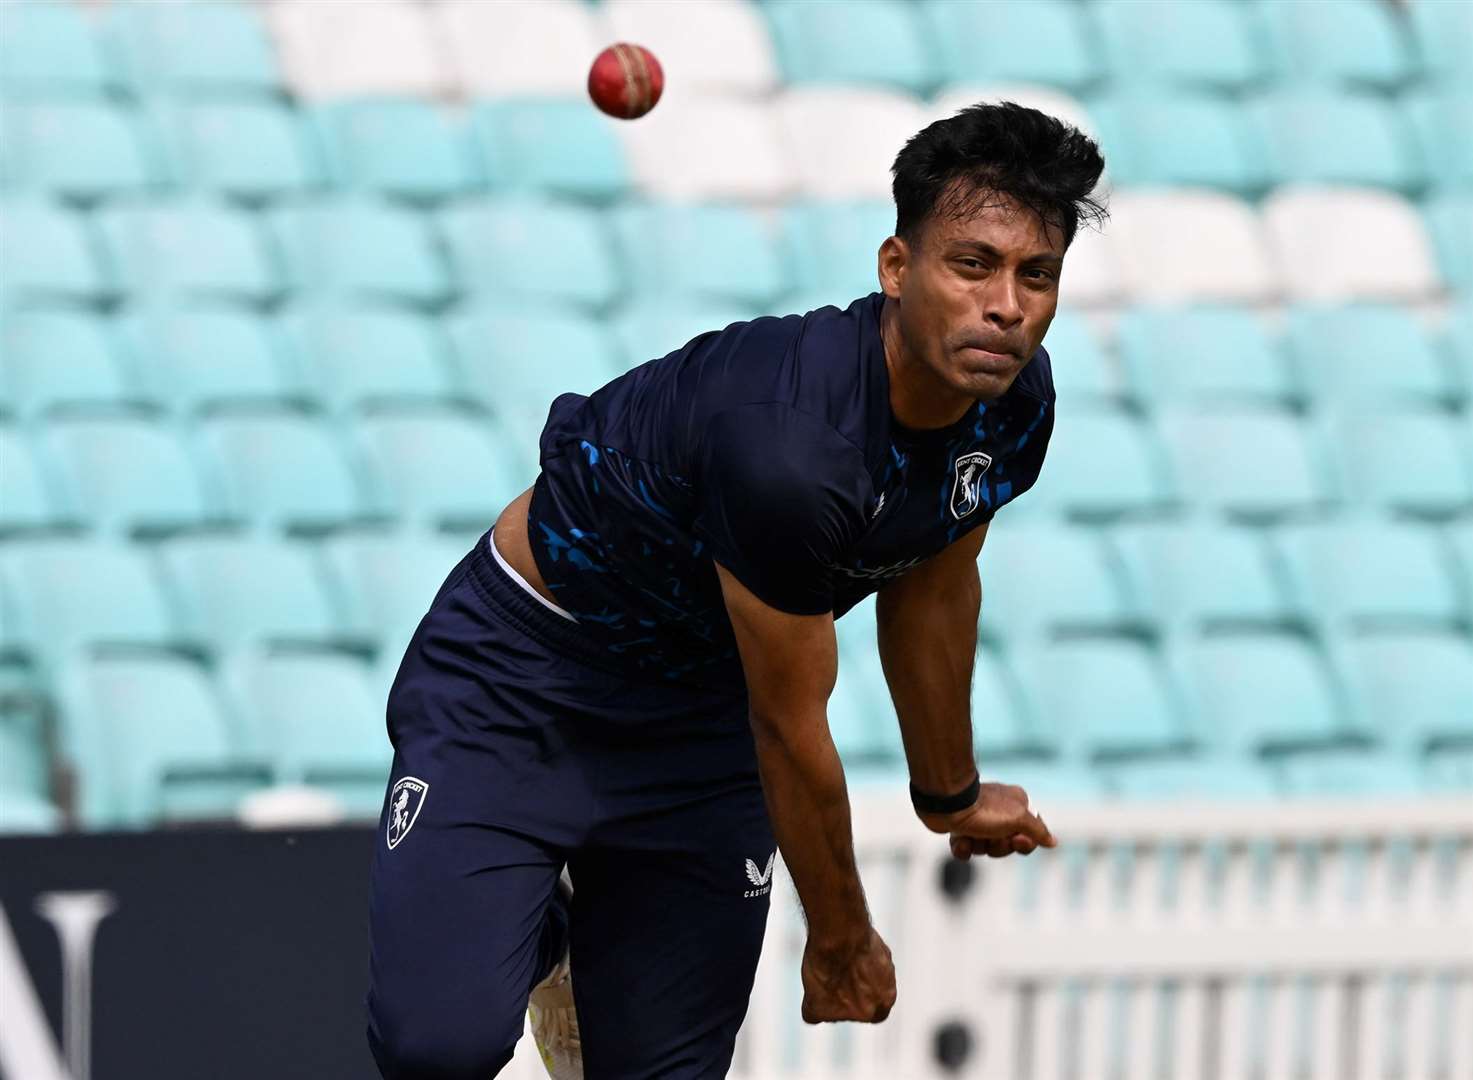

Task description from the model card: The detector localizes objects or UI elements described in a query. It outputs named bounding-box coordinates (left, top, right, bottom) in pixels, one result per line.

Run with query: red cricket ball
left=588, top=43, right=664, bottom=120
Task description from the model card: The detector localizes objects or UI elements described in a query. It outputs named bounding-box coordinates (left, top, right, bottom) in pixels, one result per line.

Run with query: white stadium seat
left=618, top=96, right=793, bottom=201
left=1108, top=190, right=1278, bottom=303
left=1262, top=186, right=1442, bottom=302
left=776, top=87, right=928, bottom=199
left=268, top=0, right=447, bottom=99
left=434, top=0, right=602, bottom=97
left=604, top=0, right=778, bottom=96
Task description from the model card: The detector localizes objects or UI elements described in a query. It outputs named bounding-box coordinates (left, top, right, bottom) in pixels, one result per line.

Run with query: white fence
left=510, top=792, right=1473, bottom=1080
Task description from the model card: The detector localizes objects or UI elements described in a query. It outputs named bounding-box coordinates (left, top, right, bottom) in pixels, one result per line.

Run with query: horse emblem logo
left=949, top=450, right=994, bottom=520
left=387, top=776, right=429, bottom=850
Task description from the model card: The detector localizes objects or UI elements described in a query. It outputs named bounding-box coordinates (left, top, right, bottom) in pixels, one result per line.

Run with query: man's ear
left=878, top=234, right=909, bottom=300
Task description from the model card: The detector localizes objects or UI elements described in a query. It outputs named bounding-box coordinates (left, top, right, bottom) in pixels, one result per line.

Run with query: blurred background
left=0, top=0, right=1469, bottom=1077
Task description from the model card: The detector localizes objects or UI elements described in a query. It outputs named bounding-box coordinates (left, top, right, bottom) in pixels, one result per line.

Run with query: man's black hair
left=891, top=101, right=1106, bottom=249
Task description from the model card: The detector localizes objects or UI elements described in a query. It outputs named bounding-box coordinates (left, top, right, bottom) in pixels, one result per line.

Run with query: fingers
left=1011, top=807, right=1057, bottom=848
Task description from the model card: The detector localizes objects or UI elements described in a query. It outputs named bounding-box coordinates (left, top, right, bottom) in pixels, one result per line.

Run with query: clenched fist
left=921, top=781, right=1057, bottom=859
left=800, top=927, right=897, bottom=1024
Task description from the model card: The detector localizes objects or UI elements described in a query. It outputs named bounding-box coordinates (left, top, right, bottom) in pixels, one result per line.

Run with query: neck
left=880, top=297, right=975, bottom=431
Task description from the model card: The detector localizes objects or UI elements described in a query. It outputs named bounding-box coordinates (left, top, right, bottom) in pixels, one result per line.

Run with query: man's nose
left=982, top=274, right=1024, bottom=329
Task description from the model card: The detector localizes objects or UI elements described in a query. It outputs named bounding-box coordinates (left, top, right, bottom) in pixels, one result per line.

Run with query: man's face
left=880, top=190, right=1065, bottom=402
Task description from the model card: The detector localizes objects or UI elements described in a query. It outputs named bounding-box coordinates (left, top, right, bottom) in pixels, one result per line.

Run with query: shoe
left=528, top=874, right=581, bottom=1079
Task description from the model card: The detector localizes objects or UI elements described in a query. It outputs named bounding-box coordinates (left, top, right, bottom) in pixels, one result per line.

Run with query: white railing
left=507, top=793, right=1473, bottom=1080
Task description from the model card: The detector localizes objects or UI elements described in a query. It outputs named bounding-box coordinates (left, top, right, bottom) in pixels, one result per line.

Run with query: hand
left=800, top=927, right=897, bottom=1024
left=922, top=782, right=1057, bottom=860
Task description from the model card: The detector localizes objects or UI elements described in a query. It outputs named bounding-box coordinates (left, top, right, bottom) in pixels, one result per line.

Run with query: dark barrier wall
left=0, top=828, right=380, bottom=1080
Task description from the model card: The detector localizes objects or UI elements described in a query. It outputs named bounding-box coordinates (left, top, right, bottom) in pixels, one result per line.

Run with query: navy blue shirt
left=527, top=293, right=1055, bottom=689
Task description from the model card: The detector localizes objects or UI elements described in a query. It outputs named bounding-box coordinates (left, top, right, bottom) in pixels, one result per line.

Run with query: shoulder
left=1009, top=344, right=1056, bottom=406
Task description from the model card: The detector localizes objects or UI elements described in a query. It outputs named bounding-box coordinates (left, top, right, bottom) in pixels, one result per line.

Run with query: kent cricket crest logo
left=950, top=450, right=994, bottom=520
left=387, top=777, right=429, bottom=850
left=744, top=852, right=776, bottom=898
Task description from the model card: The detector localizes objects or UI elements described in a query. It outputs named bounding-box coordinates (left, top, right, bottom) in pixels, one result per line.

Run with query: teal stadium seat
left=1094, top=0, right=1265, bottom=91
left=780, top=201, right=892, bottom=303
left=221, top=650, right=392, bottom=817
left=977, top=525, right=1140, bottom=641
left=118, top=305, right=302, bottom=415
left=1157, top=407, right=1329, bottom=520
left=1111, top=522, right=1293, bottom=634
left=0, top=198, right=113, bottom=301
left=1015, top=641, right=1193, bottom=762
left=1425, top=194, right=1472, bottom=291
left=97, top=200, right=278, bottom=301
left=320, top=533, right=468, bottom=644
left=439, top=198, right=618, bottom=309
left=105, top=0, right=280, bottom=96
left=0, top=308, right=138, bottom=416
left=196, top=412, right=377, bottom=533
left=159, top=100, right=321, bottom=200
left=0, top=539, right=180, bottom=656
left=763, top=0, right=935, bottom=95
left=270, top=198, right=450, bottom=305
left=1252, top=91, right=1423, bottom=192
left=970, top=645, right=1050, bottom=759
left=1452, top=523, right=1473, bottom=614
left=43, top=416, right=223, bottom=537
left=1409, top=0, right=1473, bottom=88
left=1276, top=749, right=1424, bottom=797
left=613, top=302, right=759, bottom=370
left=0, top=790, right=58, bottom=834
left=313, top=100, right=480, bottom=201
left=1335, top=633, right=1473, bottom=752
left=0, top=1, right=112, bottom=96
left=1275, top=520, right=1463, bottom=632
left=472, top=100, right=629, bottom=201
left=1, top=101, right=161, bottom=200
left=1102, top=757, right=1277, bottom=800
left=1091, top=94, right=1267, bottom=193
left=1405, top=92, right=1473, bottom=190
left=1026, top=406, right=1173, bottom=519
left=448, top=309, right=621, bottom=459
left=54, top=654, right=267, bottom=828
left=980, top=758, right=1104, bottom=800
left=1254, top=0, right=1416, bottom=89
left=0, top=427, right=76, bottom=535
left=1324, top=406, right=1472, bottom=518
left=283, top=306, right=461, bottom=414
left=1039, top=311, right=1122, bottom=404
left=1173, top=636, right=1368, bottom=755
left=1450, top=304, right=1473, bottom=399
left=612, top=203, right=787, bottom=308
left=159, top=535, right=348, bottom=653
left=354, top=411, right=529, bottom=532
left=0, top=662, right=50, bottom=806
left=1287, top=305, right=1455, bottom=407
left=1118, top=307, right=1294, bottom=409
left=829, top=597, right=903, bottom=765
left=922, top=0, right=1100, bottom=91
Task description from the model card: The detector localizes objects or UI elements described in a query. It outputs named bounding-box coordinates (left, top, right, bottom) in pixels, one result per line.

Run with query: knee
left=368, top=1009, right=520, bottom=1079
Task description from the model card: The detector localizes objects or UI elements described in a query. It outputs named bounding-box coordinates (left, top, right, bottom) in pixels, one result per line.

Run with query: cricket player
left=367, top=102, right=1106, bottom=1078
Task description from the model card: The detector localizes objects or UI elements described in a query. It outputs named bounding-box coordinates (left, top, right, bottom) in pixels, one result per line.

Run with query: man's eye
left=959, top=258, right=984, bottom=270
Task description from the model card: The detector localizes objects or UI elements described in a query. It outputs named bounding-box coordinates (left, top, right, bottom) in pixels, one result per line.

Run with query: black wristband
left=909, top=771, right=981, bottom=816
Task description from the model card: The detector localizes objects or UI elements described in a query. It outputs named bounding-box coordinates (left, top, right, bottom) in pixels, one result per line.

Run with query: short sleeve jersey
left=527, top=293, right=1055, bottom=689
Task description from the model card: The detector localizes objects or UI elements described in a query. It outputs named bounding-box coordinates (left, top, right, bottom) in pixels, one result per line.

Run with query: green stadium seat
left=118, top=305, right=302, bottom=415
left=1157, top=407, right=1330, bottom=521
left=612, top=203, right=788, bottom=308
left=1286, top=305, right=1456, bottom=407
left=763, top=0, right=935, bottom=95
left=977, top=525, right=1140, bottom=641
left=472, top=101, right=629, bottom=201
left=105, top=0, right=281, bottom=96
left=1026, top=406, right=1174, bottom=519
left=158, top=100, right=322, bottom=200
left=312, top=100, right=480, bottom=201
left=922, top=0, right=1100, bottom=92
left=0, top=538, right=181, bottom=656
left=97, top=200, right=278, bottom=302
left=1404, top=92, right=1473, bottom=191
left=1252, top=91, right=1423, bottom=192
left=158, top=535, right=349, bottom=653
left=270, top=198, right=450, bottom=305
left=0, top=426, right=75, bottom=535
left=1, top=101, right=161, bottom=200
left=1090, top=94, right=1266, bottom=193
left=1425, top=194, right=1473, bottom=291
left=54, top=654, right=268, bottom=828
left=1334, top=632, right=1473, bottom=752
left=283, top=306, right=462, bottom=415
left=320, top=533, right=468, bottom=643
left=613, top=302, right=760, bottom=370
left=1173, top=635, right=1367, bottom=755
left=0, top=308, right=137, bottom=417
left=1039, top=311, right=1121, bottom=404
left=1275, top=520, right=1462, bottom=632
left=43, top=416, right=223, bottom=538
left=196, top=413, right=379, bottom=534
left=1111, top=522, right=1292, bottom=634
left=1254, top=0, right=1417, bottom=89
left=1323, top=406, right=1473, bottom=518
left=1118, top=306, right=1294, bottom=409
left=354, top=410, right=529, bottom=532
left=1102, top=757, right=1277, bottom=800
left=780, top=201, right=892, bottom=302
left=0, top=2, right=112, bottom=96
left=0, top=198, right=113, bottom=301
left=1409, top=0, right=1473, bottom=87
left=438, top=198, right=619, bottom=309
left=221, top=650, right=392, bottom=817
left=1095, top=0, right=1265, bottom=91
